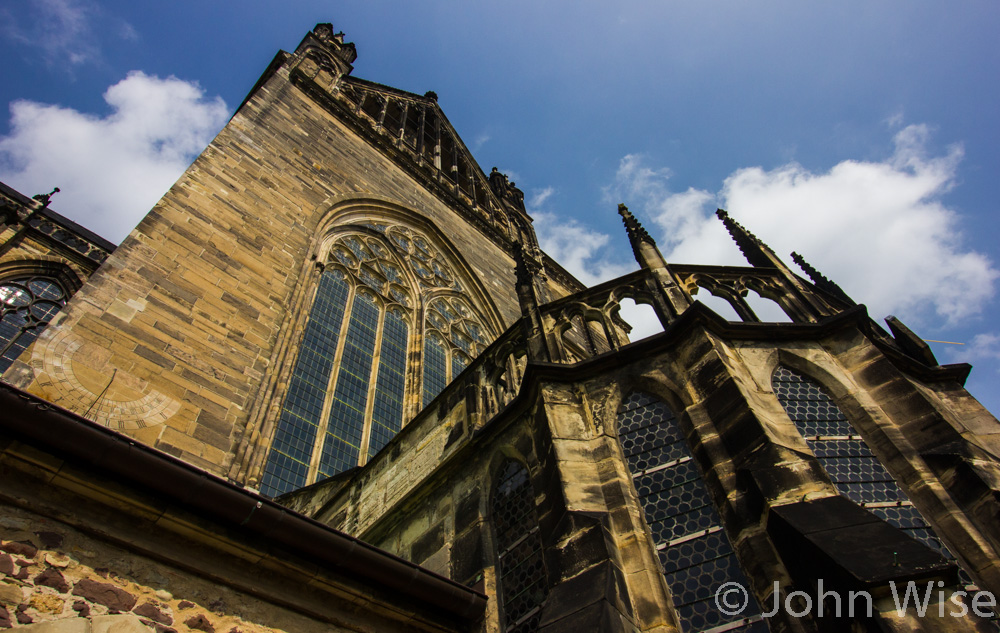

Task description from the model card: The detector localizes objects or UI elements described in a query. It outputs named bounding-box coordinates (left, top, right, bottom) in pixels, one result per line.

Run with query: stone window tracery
left=260, top=224, right=496, bottom=497
left=422, top=294, right=488, bottom=406
left=0, top=276, right=68, bottom=372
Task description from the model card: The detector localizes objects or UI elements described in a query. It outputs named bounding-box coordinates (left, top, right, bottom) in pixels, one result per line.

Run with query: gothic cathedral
left=1, top=24, right=998, bottom=633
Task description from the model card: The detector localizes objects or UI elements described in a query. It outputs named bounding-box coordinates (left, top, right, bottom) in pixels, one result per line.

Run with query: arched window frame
left=421, top=291, right=489, bottom=407
left=615, top=390, right=765, bottom=632
left=0, top=261, right=81, bottom=373
left=258, top=221, right=500, bottom=496
left=770, top=364, right=955, bottom=558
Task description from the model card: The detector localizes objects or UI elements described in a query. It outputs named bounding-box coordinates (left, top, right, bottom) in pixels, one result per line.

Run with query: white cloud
left=473, top=132, right=491, bottom=151
left=2, top=0, right=100, bottom=67
left=946, top=332, right=1000, bottom=371
left=608, top=125, right=997, bottom=326
left=529, top=186, right=555, bottom=209
left=0, top=71, right=230, bottom=243
left=533, top=212, right=631, bottom=287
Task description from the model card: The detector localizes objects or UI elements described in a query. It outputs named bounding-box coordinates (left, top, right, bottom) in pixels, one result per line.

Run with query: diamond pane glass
left=493, top=461, right=547, bottom=632
left=617, top=392, right=764, bottom=631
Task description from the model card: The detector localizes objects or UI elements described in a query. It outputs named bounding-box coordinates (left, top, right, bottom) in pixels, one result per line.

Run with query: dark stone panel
left=768, top=496, right=956, bottom=592
left=539, top=559, right=634, bottom=629
left=543, top=511, right=617, bottom=582
left=538, top=594, right=633, bottom=633
left=450, top=528, right=485, bottom=585
left=411, top=520, right=445, bottom=565
left=455, top=490, right=480, bottom=535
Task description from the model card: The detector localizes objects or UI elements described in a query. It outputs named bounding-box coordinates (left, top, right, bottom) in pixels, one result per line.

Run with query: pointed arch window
left=771, top=366, right=951, bottom=555
left=259, top=225, right=496, bottom=497
left=422, top=294, right=488, bottom=407
left=617, top=392, right=765, bottom=632
left=492, top=460, right=547, bottom=632
left=0, top=276, right=69, bottom=372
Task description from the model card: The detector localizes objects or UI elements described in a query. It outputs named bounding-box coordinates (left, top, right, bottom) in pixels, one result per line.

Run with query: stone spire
left=513, top=240, right=551, bottom=361
left=715, top=209, right=831, bottom=322
left=618, top=203, right=656, bottom=264
left=715, top=208, right=775, bottom=268
left=513, top=240, right=534, bottom=292
left=790, top=252, right=854, bottom=305
left=616, top=203, right=692, bottom=321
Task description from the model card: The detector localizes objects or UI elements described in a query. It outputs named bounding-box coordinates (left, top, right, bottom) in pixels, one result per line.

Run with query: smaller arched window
left=617, top=392, right=764, bottom=632
left=0, top=276, right=69, bottom=372
left=492, top=460, right=547, bottom=632
left=771, top=366, right=952, bottom=555
left=422, top=295, right=489, bottom=406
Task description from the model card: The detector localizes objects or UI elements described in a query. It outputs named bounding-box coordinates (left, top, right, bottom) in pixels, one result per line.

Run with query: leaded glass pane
left=318, top=292, right=379, bottom=478
left=260, top=271, right=348, bottom=497
left=493, top=461, right=547, bottom=632
left=771, top=366, right=977, bottom=587
left=423, top=335, right=448, bottom=407
left=617, top=392, right=764, bottom=631
left=369, top=310, right=408, bottom=457
left=0, top=276, right=69, bottom=373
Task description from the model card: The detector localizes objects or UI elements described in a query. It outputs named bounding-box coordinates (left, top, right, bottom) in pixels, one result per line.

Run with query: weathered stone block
left=72, top=579, right=137, bottom=612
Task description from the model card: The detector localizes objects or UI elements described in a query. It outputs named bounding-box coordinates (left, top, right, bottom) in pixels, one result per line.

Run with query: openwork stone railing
left=429, top=262, right=852, bottom=432
left=672, top=264, right=844, bottom=325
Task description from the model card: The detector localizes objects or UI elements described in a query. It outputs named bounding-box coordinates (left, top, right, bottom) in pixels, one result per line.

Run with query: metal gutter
left=0, top=382, right=486, bottom=621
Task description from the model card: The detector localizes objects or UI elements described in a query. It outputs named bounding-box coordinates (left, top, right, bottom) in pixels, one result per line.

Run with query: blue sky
left=1, top=0, right=998, bottom=413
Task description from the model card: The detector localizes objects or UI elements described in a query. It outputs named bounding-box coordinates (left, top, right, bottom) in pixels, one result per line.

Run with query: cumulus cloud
left=0, top=72, right=230, bottom=243
left=608, top=125, right=997, bottom=326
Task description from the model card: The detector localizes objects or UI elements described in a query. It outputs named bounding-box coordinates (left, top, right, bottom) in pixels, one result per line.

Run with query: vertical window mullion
left=317, top=290, right=379, bottom=479
left=369, top=308, right=409, bottom=458
left=306, top=283, right=357, bottom=484
left=422, top=333, right=448, bottom=407
left=356, top=303, right=387, bottom=465
left=618, top=393, right=763, bottom=632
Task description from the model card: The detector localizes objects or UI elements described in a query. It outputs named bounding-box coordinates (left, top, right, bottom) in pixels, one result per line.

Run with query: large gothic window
left=618, top=392, right=766, bottom=632
left=259, top=225, right=495, bottom=497
left=492, top=460, right=547, bottom=632
left=0, top=276, right=68, bottom=372
left=772, top=366, right=954, bottom=558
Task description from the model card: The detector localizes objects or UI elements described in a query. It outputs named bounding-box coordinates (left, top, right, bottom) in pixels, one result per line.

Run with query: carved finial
left=618, top=203, right=656, bottom=264
left=715, top=208, right=775, bottom=268
left=791, top=252, right=854, bottom=304
left=488, top=167, right=525, bottom=212
left=424, top=90, right=438, bottom=102
left=31, top=187, right=60, bottom=207
left=308, top=23, right=357, bottom=65
left=513, top=240, right=533, bottom=287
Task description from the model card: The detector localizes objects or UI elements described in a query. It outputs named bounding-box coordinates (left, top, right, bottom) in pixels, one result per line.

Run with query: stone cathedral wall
left=2, top=49, right=525, bottom=480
